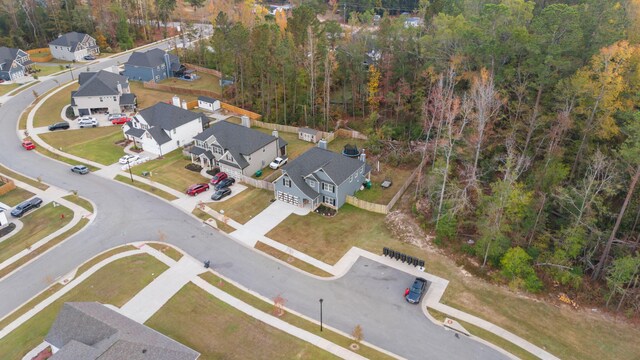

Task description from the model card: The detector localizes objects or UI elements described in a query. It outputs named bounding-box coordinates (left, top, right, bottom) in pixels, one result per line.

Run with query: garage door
left=277, top=191, right=299, bottom=206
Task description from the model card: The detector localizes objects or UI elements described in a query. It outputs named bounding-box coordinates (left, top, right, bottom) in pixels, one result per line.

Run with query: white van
left=78, top=116, right=98, bottom=128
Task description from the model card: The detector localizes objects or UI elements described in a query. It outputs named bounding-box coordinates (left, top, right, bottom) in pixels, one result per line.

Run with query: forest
left=2, top=0, right=640, bottom=314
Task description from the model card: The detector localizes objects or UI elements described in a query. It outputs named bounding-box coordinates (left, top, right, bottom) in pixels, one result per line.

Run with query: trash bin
left=365, top=180, right=372, bottom=189
left=255, top=169, right=263, bottom=177
left=142, top=171, right=150, bottom=177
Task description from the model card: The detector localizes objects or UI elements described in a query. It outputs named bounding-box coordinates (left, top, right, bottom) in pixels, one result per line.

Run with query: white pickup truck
left=269, top=157, right=288, bottom=169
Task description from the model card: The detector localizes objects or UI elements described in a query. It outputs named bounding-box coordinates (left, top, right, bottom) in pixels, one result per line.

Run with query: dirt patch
left=385, top=210, right=434, bottom=250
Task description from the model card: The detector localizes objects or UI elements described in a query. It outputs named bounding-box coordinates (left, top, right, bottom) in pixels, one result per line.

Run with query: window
left=172, top=129, right=176, bottom=134
left=323, top=196, right=336, bottom=206
left=360, top=167, right=364, bottom=174
left=284, top=178, right=291, bottom=187
left=308, top=180, right=315, bottom=187
left=113, top=96, right=116, bottom=101
left=322, top=183, right=334, bottom=193
left=99, top=97, right=103, bottom=102
left=349, top=175, right=353, bottom=183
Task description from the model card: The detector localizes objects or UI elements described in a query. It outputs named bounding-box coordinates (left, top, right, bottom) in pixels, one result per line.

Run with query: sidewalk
left=230, top=201, right=309, bottom=247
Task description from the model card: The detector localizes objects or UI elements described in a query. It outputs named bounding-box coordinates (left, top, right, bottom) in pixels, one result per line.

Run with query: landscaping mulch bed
left=314, top=205, right=337, bottom=217
left=0, top=223, right=16, bottom=238
left=185, top=163, right=202, bottom=172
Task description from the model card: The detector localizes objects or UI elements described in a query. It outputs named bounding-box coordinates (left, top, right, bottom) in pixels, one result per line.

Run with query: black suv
left=405, top=277, right=427, bottom=304
left=48, top=122, right=70, bottom=131
left=11, top=197, right=43, bottom=217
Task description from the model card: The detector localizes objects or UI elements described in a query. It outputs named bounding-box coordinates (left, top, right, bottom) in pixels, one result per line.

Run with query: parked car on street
left=186, top=183, right=209, bottom=196
left=48, top=122, right=70, bottom=131
left=214, top=177, right=235, bottom=190
left=78, top=116, right=98, bottom=128
left=405, top=277, right=427, bottom=304
left=269, top=157, right=288, bottom=169
left=21, top=140, right=36, bottom=150
left=211, top=188, right=231, bottom=201
left=70, top=165, right=90, bottom=174
left=83, top=54, right=96, bottom=60
left=11, top=197, right=43, bottom=217
left=119, top=154, right=140, bottom=165
left=210, top=172, right=228, bottom=185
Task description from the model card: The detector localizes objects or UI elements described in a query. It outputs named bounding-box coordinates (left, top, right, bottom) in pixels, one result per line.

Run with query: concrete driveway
left=230, top=200, right=309, bottom=246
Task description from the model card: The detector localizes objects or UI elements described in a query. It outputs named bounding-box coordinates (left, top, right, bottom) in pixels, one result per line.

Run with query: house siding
left=123, top=114, right=202, bottom=156
left=123, top=65, right=169, bottom=82
left=242, top=140, right=279, bottom=176
left=49, top=35, right=99, bottom=62
left=72, top=95, right=121, bottom=116
left=273, top=173, right=317, bottom=207
left=334, top=163, right=368, bottom=208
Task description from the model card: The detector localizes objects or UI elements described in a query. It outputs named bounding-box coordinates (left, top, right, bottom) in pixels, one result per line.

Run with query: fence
left=335, top=128, right=368, bottom=140
left=26, top=48, right=53, bottom=63
left=345, top=167, right=419, bottom=215
left=184, top=63, right=222, bottom=78
left=238, top=174, right=274, bottom=191
left=0, top=176, right=16, bottom=196
left=220, top=102, right=262, bottom=120
left=143, top=81, right=222, bottom=99
left=249, top=119, right=335, bottom=141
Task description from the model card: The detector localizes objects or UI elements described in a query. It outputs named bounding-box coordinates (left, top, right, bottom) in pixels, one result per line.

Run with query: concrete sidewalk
left=230, top=201, right=309, bottom=247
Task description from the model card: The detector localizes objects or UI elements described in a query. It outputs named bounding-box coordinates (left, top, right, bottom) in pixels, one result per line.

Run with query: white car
left=119, top=154, right=139, bottom=165
left=78, top=116, right=98, bottom=128
left=269, top=157, right=288, bottom=169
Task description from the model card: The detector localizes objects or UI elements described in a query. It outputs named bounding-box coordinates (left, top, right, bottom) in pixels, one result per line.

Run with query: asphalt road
left=0, top=42, right=509, bottom=360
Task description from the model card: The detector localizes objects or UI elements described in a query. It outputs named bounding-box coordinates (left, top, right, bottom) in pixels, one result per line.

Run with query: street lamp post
left=319, top=298, right=323, bottom=332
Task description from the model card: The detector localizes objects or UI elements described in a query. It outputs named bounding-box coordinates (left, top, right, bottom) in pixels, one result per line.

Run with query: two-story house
left=123, top=48, right=183, bottom=82
left=190, top=121, right=287, bottom=179
left=273, top=143, right=371, bottom=209
left=48, top=32, right=99, bottom=61
left=0, top=47, right=32, bottom=82
left=123, top=102, right=204, bottom=156
left=71, top=70, right=136, bottom=116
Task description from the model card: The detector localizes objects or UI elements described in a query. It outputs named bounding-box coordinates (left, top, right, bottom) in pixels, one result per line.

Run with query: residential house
left=71, top=70, right=136, bottom=116
left=123, top=48, right=183, bottom=82
left=298, top=127, right=319, bottom=143
left=0, top=47, right=32, bottom=82
left=273, top=143, right=371, bottom=209
left=190, top=120, right=287, bottom=178
left=123, top=102, right=204, bottom=156
left=45, top=302, right=200, bottom=360
left=404, top=17, right=422, bottom=28
left=48, top=32, right=99, bottom=61
left=197, top=96, right=221, bottom=112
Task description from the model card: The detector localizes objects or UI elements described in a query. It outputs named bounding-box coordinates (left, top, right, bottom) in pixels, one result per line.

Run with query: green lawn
left=207, top=187, right=274, bottom=224
left=148, top=243, right=183, bottom=262
left=6, top=81, right=39, bottom=97
left=0, top=202, right=73, bottom=264
left=33, top=83, right=79, bottom=128
left=158, top=71, right=222, bottom=94
left=0, top=187, right=35, bottom=207
left=355, top=166, right=415, bottom=205
left=146, top=283, right=338, bottom=360
left=114, top=175, right=179, bottom=201
left=133, top=149, right=209, bottom=193
left=254, top=242, right=333, bottom=277
left=0, top=165, right=48, bottom=190
left=34, top=146, right=99, bottom=171
left=0, top=254, right=168, bottom=359
left=31, top=65, right=62, bottom=77
left=62, top=194, right=94, bottom=212
left=0, top=83, right=21, bottom=96
left=129, top=82, right=198, bottom=109
left=40, top=126, right=126, bottom=165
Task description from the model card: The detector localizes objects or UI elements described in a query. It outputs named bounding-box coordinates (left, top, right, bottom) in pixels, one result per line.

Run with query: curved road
left=0, top=44, right=508, bottom=360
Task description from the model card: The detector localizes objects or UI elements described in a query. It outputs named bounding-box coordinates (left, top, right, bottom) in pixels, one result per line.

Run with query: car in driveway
left=210, top=172, right=228, bottom=185
left=186, top=183, right=209, bottom=196
left=119, top=154, right=139, bottom=165
left=70, top=165, right=90, bottom=174
left=21, top=140, right=36, bottom=150
left=269, top=157, right=288, bottom=169
left=214, top=177, right=235, bottom=190
left=78, top=116, right=98, bottom=128
left=109, top=113, right=131, bottom=125
left=211, top=188, right=231, bottom=201
left=48, top=122, right=70, bottom=131
left=405, top=277, right=427, bottom=304
left=11, top=197, right=43, bottom=217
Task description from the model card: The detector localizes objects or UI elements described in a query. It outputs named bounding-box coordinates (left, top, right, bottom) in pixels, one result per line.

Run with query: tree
left=501, top=247, right=543, bottom=292
left=606, top=256, right=640, bottom=310
left=186, top=0, right=205, bottom=12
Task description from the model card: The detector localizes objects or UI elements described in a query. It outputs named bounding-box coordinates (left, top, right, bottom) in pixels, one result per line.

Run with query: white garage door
left=277, top=191, right=299, bottom=206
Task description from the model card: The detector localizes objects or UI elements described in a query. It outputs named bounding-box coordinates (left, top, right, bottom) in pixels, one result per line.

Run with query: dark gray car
left=10, top=197, right=43, bottom=217
left=405, top=277, right=427, bottom=304
left=48, top=122, right=70, bottom=131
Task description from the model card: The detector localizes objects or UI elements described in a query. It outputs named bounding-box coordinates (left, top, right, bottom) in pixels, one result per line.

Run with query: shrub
left=185, top=163, right=202, bottom=172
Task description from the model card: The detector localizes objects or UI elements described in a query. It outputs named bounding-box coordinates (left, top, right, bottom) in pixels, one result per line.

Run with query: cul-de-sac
left=0, top=1, right=638, bottom=360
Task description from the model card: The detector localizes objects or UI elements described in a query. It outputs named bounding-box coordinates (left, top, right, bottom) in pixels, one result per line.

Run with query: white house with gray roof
left=273, top=144, right=371, bottom=209
left=45, top=302, right=199, bottom=360
left=123, top=102, right=204, bottom=156
left=48, top=32, right=99, bottom=61
left=190, top=121, right=287, bottom=178
left=71, top=70, right=136, bottom=116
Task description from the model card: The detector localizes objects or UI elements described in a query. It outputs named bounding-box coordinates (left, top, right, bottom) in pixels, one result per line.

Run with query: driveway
left=230, top=200, right=308, bottom=246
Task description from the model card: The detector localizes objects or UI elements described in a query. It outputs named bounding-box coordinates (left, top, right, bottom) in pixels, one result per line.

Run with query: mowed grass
left=62, top=194, right=94, bottom=212
left=129, top=82, right=198, bottom=108
left=31, top=65, right=62, bottom=77
left=33, top=83, right=79, bottom=128
left=0, top=187, right=35, bottom=207
left=0, top=254, right=168, bottom=359
left=40, top=126, right=126, bottom=165
left=133, top=149, right=209, bottom=193
left=207, top=187, right=274, bottom=224
left=158, top=71, right=222, bottom=94
left=0, top=165, right=48, bottom=190
left=0, top=83, right=21, bottom=96
left=0, top=202, right=73, bottom=263
left=145, top=283, right=339, bottom=360
left=114, top=175, right=178, bottom=201
left=254, top=242, right=333, bottom=277
left=356, top=166, right=415, bottom=205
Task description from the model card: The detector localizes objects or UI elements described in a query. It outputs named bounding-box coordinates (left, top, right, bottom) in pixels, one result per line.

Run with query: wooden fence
left=238, top=174, right=274, bottom=191
left=184, top=63, right=222, bottom=78
left=26, top=48, right=53, bottom=63
left=220, top=102, right=262, bottom=120
left=346, top=167, right=419, bottom=215
left=0, top=176, right=16, bottom=196
left=143, top=81, right=222, bottom=99
left=335, top=128, right=368, bottom=140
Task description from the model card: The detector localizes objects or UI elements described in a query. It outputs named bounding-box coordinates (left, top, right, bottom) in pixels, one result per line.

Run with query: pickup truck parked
left=269, top=157, right=288, bottom=169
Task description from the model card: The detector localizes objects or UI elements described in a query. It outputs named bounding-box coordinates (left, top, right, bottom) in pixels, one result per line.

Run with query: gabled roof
left=198, top=95, right=218, bottom=103
left=49, top=32, right=93, bottom=52
left=138, top=102, right=202, bottom=132
left=298, top=127, right=319, bottom=135
left=75, top=70, right=128, bottom=97
left=0, top=47, right=24, bottom=72
left=46, top=302, right=199, bottom=360
left=194, top=121, right=278, bottom=159
left=120, top=93, right=136, bottom=105
left=126, top=48, right=178, bottom=69
left=125, top=127, right=146, bottom=138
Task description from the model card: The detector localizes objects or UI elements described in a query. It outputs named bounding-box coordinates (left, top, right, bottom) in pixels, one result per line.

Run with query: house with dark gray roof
left=273, top=143, right=370, bottom=209
left=123, top=102, right=204, bottom=156
left=190, top=120, right=287, bottom=178
left=71, top=70, right=136, bottom=116
left=0, top=47, right=32, bottom=82
left=123, top=48, right=183, bottom=82
left=45, top=302, right=199, bottom=360
left=48, top=32, right=99, bottom=61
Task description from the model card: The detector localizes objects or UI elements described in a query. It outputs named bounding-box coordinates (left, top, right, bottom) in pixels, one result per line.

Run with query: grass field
left=356, top=166, right=415, bottom=205
left=146, top=283, right=339, bottom=360
left=114, top=175, right=179, bottom=201
left=158, top=71, right=222, bottom=94
left=0, top=83, right=20, bottom=96
left=40, top=126, right=126, bottom=165
left=148, top=243, right=183, bottom=261
left=0, top=187, right=35, bottom=207
left=0, top=165, right=48, bottom=190
left=0, top=254, right=168, bottom=359
left=62, top=194, right=94, bottom=212
left=254, top=242, right=333, bottom=277
left=129, top=82, right=198, bottom=109
left=31, top=65, right=62, bottom=77
left=207, top=187, right=274, bottom=224
left=133, top=149, right=209, bottom=193
left=33, top=83, right=78, bottom=128
left=0, top=202, right=73, bottom=264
